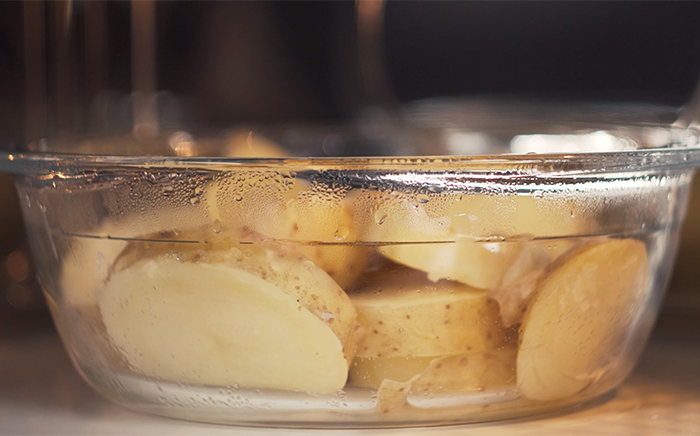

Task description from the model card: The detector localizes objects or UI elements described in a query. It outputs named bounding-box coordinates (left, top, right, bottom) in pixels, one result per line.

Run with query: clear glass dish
left=2, top=112, right=700, bottom=428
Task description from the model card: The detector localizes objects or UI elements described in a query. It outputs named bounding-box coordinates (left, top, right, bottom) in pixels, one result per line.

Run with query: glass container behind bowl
left=3, top=125, right=698, bottom=426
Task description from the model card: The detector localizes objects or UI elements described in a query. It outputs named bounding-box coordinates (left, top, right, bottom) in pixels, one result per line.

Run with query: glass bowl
left=2, top=110, right=700, bottom=428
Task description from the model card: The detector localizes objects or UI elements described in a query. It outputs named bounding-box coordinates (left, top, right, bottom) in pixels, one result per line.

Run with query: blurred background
left=1, top=1, right=700, bottom=340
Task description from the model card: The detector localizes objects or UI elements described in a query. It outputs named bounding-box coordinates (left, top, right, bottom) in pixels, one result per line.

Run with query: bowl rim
left=3, top=101, right=700, bottom=177
left=3, top=145, right=700, bottom=179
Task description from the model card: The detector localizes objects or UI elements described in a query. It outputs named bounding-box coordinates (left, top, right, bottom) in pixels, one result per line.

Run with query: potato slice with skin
left=381, top=238, right=523, bottom=291
left=517, top=239, right=648, bottom=401
left=204, top=175, right=369, bottom=289
left=204, top=130, right=369, bottom=289
left=362, top=191, right=585, bottom=290
left=350, top=348, right=517, bottom=391
left=100, top=258, right=349, bottom=392
left=288, top=184, right=370, bottom=289
left=374, top=348, right=517, bottom=414
left=489, top=243, right=555, bottom=327
left=350, top=268, right=510, bottom=358
left=112, top=234, right=362, bottom=360
left=61, top=208, right=211, bottom=308
left=99, top=242, right=362, bottom=393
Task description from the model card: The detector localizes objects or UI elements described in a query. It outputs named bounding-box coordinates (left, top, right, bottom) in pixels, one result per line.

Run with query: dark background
left=3, top=1, right=700, bottom=133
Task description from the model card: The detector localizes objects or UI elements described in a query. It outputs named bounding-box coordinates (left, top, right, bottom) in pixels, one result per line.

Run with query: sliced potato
left=373, top=348, right=517, bottom=415
left=61, top=209, right=210, bottom=308
left=489, top=243, right=554, bottom=327
left=350, top=268, right=510, bottom=358
left=517, top=239, right=648, bottom=401
left=360, top=191, right=585, bottom=290
left=204, top=175, right=369, bottom=288
left=350, top=348, right=516, bottom=391
left=287, top=185, right=370, bottom=289
left=99, top=242, right=361, bottom=393
left=381, top=238, right=523, bottom=291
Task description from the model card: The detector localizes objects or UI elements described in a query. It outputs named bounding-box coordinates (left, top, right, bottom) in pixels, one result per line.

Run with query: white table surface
left=1, top=328, right=699, bottom=436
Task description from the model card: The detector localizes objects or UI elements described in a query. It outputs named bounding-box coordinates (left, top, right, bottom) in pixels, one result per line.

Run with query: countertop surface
left=1, top=325, right=699, bottom=436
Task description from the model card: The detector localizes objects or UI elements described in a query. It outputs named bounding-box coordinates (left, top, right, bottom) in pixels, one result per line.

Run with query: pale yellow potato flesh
left=99, top=258, right=351, bottom=392
left=60, top=209, right=210, bottom=308
left=360, top=191, right=585, bottom=291
left=99, top=238, right=364, bottom=393
left=204, top=176, right=369, bottom=289
left=517, top=239, right=648, bottom=401
left=111, top=237, right=363, bottom=359
left=381, top=237, right=523, bottom=291
left=350, top=268, right=510, bottom=358
left=287, top=185, right=370, bottom=289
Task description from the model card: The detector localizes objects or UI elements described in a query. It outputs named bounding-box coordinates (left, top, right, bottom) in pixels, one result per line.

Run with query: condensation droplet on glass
left=233, top=194, right=243, bottom=202
left=190, top=196, right=200, bottom=205
left=334, top=225, right=350, bottom=241
left=302, top=260, right=315, bottom=270
left=213, top=219, right=223, bottom=234
left=374, top=209, right=387, bottom=225
left=532, top=190, right=544, bottom=199
left=416, top=193, right=430, bottom=203
left=162, top=185, right=174, bottom=196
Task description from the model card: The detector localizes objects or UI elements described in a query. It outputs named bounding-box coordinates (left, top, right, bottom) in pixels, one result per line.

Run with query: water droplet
left=303, top=260, right=315, bottom=270
left=532, top=190, right=544, bottom=199
left=374, top=210, right=387, bottom=225
left=416, top=193, right=430, bottom=203
left=233, top=194, right=243, bottom=202
left=334, top=225, right=350, bottom=241
left=213, top=220, right=223, bottom=234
